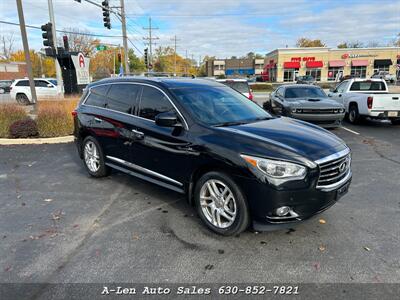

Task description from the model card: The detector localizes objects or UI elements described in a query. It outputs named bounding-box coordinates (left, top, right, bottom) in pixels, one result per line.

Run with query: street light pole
left=16, top=0, right=37, bottom=113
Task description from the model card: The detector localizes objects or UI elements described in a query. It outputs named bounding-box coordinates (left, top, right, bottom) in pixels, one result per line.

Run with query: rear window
left=221, top=81, right=249, bottom=93
left=85, top=85, right=109, bottom=107
left=350, top=81, right=386, bottom=91
left=16, top=80, right=29, bottom=87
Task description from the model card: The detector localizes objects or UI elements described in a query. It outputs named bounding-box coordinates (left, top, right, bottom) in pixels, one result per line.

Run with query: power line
left=0, top=20, right=123, bottom=38
left=142, top=17, right=159, bottom=65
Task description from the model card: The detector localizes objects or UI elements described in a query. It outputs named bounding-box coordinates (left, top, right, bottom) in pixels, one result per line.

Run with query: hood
left=218, top=117, right=347, bottom=162
left=287, top=97, right=343, bottom=109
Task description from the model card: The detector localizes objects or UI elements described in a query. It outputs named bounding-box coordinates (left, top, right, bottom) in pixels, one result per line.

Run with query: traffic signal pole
left=47, top=0, right=63, bottom=95
left=16, top=0, right=37, bottom=113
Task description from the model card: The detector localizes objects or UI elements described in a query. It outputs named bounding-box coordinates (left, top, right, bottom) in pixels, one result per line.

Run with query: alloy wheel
left=84, top=141, right=100, bottom=172
left=199, top=179, right=237, bottom=229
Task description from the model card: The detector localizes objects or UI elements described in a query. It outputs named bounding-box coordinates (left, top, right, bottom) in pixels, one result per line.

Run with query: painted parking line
left=341, top=126, right=360, bottom=135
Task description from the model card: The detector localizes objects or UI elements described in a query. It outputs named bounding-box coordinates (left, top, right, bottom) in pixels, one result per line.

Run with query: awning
left=306, top=61, right=323, bottom=68
left=283, top=62, right=300, bottom=69
left=374, top=59, right=392, bottom=67
left=352, top=60, right=369, bottom=67
left=329, top=60, right=345, bottom=67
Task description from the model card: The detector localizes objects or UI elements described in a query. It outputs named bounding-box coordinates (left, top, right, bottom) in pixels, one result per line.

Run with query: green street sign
left=96, top=45, right=107, bottom=51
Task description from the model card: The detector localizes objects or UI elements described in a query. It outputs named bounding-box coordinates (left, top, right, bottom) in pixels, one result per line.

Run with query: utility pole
left=47, top=0, right=63, bottom=95
left=16, top=0, right=37, bottom=113
left=143, top=17, right=159, bottom=68
left=120, top=0, right=129, bottom=74
left=171, top=35, right=180, bottom=75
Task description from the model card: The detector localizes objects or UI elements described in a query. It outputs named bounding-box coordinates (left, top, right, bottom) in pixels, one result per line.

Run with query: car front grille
left=317, top=153, right=351, bottom=188
left=296, top=109, right=341, bottom=114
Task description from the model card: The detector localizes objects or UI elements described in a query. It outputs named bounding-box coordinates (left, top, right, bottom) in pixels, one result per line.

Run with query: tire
left=263, top=99, right=272, bottom=112
left=194, top=171, right=250, bottom=236
left=16, top=93, right=30, bottom=105
left=391, top=119, right=400, bottom=125
left=82, top=136, right=110, bottom=177
left=348, top=104, right=361, bottom=124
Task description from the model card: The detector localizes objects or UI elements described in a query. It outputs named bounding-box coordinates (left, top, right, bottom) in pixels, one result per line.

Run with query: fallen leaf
left=313, top=262, right=321, bottom=271
left=44, top=198, right=53, bottom=202
left=319, top=245, right=326, bottom=252
left=17, top=195, right=22, bottom=199
left=132, top=234, right=140, bottom=240
left=73, top=224, right=79, bottom=228
left=319, top=219, right=326, bottom=224
left=4, top=265, right=12, bottom=272
left=364, top=247, right=371, bottom=251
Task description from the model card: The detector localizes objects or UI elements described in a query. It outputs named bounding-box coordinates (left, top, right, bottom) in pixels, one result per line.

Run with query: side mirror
left=155, top=111, right=180, bottom=127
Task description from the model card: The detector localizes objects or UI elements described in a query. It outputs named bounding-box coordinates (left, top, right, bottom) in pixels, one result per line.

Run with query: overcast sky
left=1, top=0, right=399, bottom=59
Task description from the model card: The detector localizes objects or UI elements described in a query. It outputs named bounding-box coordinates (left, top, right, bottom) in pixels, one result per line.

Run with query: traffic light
left=41, top=22, right=54, bottom=48
left=62, top=35, right=69, bottom=52
left=102, top=0, right=111, bottom=29
left=144, top=48, right=148, bottom=68
left=117, top=53, right=121, bottom=63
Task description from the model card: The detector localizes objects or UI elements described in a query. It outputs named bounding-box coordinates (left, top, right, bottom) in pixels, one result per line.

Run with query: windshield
left=285, top=87, right=326, bottom=99
left=220, top=81, right=249, bottom=93
left=172, top=86, right=271, bottom=126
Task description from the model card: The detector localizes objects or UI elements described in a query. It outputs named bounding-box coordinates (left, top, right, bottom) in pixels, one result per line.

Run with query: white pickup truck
left=327, top=78, right=400, bottom=125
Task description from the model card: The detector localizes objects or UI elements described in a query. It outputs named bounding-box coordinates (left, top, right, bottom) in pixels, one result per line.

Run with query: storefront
left=264, top=47, right=400, bottom=82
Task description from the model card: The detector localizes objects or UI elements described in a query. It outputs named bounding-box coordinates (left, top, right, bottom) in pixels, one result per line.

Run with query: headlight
left=240, top=154, right=307, bottom=185
left=340, top=108, right=345, bottom=113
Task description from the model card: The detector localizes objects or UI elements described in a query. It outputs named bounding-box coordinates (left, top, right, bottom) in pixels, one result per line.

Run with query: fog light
left=275, top=206, right=290, bottom=216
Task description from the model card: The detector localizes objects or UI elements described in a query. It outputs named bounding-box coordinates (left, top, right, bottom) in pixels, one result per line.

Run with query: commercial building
left=206, top=58, right=265, bottom=77
left=0, top=62, right=27, bottom=80
left=263, top=47, right=400, bottom=82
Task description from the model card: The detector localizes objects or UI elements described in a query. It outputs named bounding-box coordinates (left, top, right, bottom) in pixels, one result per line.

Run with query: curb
left=0, top=135, right=74, bottom=145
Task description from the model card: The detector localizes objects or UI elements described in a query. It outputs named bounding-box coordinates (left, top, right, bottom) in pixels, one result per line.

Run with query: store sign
left=71, top=52, right=90, bottom=85
left=291, top=57, right=316, bottom=62
left=341, top=53, right=378, bottom=59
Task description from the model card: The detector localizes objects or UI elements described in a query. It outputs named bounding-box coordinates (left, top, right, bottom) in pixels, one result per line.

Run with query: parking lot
left=1, top=114, right=399, bottom=296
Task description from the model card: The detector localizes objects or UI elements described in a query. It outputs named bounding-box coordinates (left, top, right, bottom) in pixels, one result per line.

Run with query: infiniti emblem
left=339, top=161, right=347, bottom=173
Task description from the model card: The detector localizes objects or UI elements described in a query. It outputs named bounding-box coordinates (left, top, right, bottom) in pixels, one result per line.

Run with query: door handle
left=94, top=117, right=102, bottom=123
left=131, top=129, right=144, bottom=140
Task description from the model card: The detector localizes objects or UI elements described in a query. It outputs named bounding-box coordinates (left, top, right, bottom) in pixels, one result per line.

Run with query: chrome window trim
left=81, top=81, right=189, bottom=130
left=106, top=155, right=183, bottom=187
left=314, top=148, right=350, bottom=165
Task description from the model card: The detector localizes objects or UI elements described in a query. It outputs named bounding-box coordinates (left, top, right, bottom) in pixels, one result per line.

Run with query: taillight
left=248, top=92, right=253, bottom=101
left=367, top=96, right=373, bottom=109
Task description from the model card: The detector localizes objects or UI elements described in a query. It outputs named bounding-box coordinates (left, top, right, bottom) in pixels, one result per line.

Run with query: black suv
left=74, top=77, right=352, bottom=236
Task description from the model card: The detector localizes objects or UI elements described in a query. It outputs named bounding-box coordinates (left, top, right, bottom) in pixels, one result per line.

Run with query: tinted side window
left=106, top=84, right=139, bottom=114
left=139, top=86, right=174, bottom=121
left=85, top=85, right=109, bottom=107
left=34, top=80, right=49, bottom=87
left=16, top=80, right=29, bottom=86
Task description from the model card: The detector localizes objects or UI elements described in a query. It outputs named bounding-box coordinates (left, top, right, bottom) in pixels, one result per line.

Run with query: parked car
left=296, top=75, right=316, bottom=85
left=216, top=78, right=254, bottom=101
left=0, top=80, right=13, bottom=94
left=264, top=84, right=345, bottom=128
left=371, top=71, right=396, bottom=83
left=74, top=77, right=352, bottom=236
left=10, top=78, right=60, bottom=104
left=328, top=78, right=400, bottom=125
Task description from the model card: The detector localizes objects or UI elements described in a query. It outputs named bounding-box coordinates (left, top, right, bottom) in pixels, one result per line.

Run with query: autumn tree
left=59, top=28, right=99, bottom=56
left=128, top=49, right=146, bottom=73
left=337, top=41, right=364, bottom=48
left=393, top=33, right=400, bottom=47
left=90, top=48, right=116, bottom=79
left=10, top=50, right=55, bottom=77
left=296, top=38, right=326, bottom=47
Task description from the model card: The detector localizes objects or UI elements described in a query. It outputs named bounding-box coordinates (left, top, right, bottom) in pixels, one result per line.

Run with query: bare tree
left=0, top=33, right=15, bottom=60
left=59, top=28, right=99, bottom=56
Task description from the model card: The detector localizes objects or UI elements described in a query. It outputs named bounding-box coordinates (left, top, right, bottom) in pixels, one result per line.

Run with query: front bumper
left=235, top=172, right=352, bottom=231
left=290, top=113, right=345, bottom=127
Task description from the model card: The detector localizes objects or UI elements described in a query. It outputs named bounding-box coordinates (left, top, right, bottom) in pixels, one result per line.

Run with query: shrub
left=36, top=99, right=78, bottom=137
left=9, top=118, right=38, bottom=138
left=0, top=104, right=28, bottom=138
left=249, top=83, right=274, bottom=91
